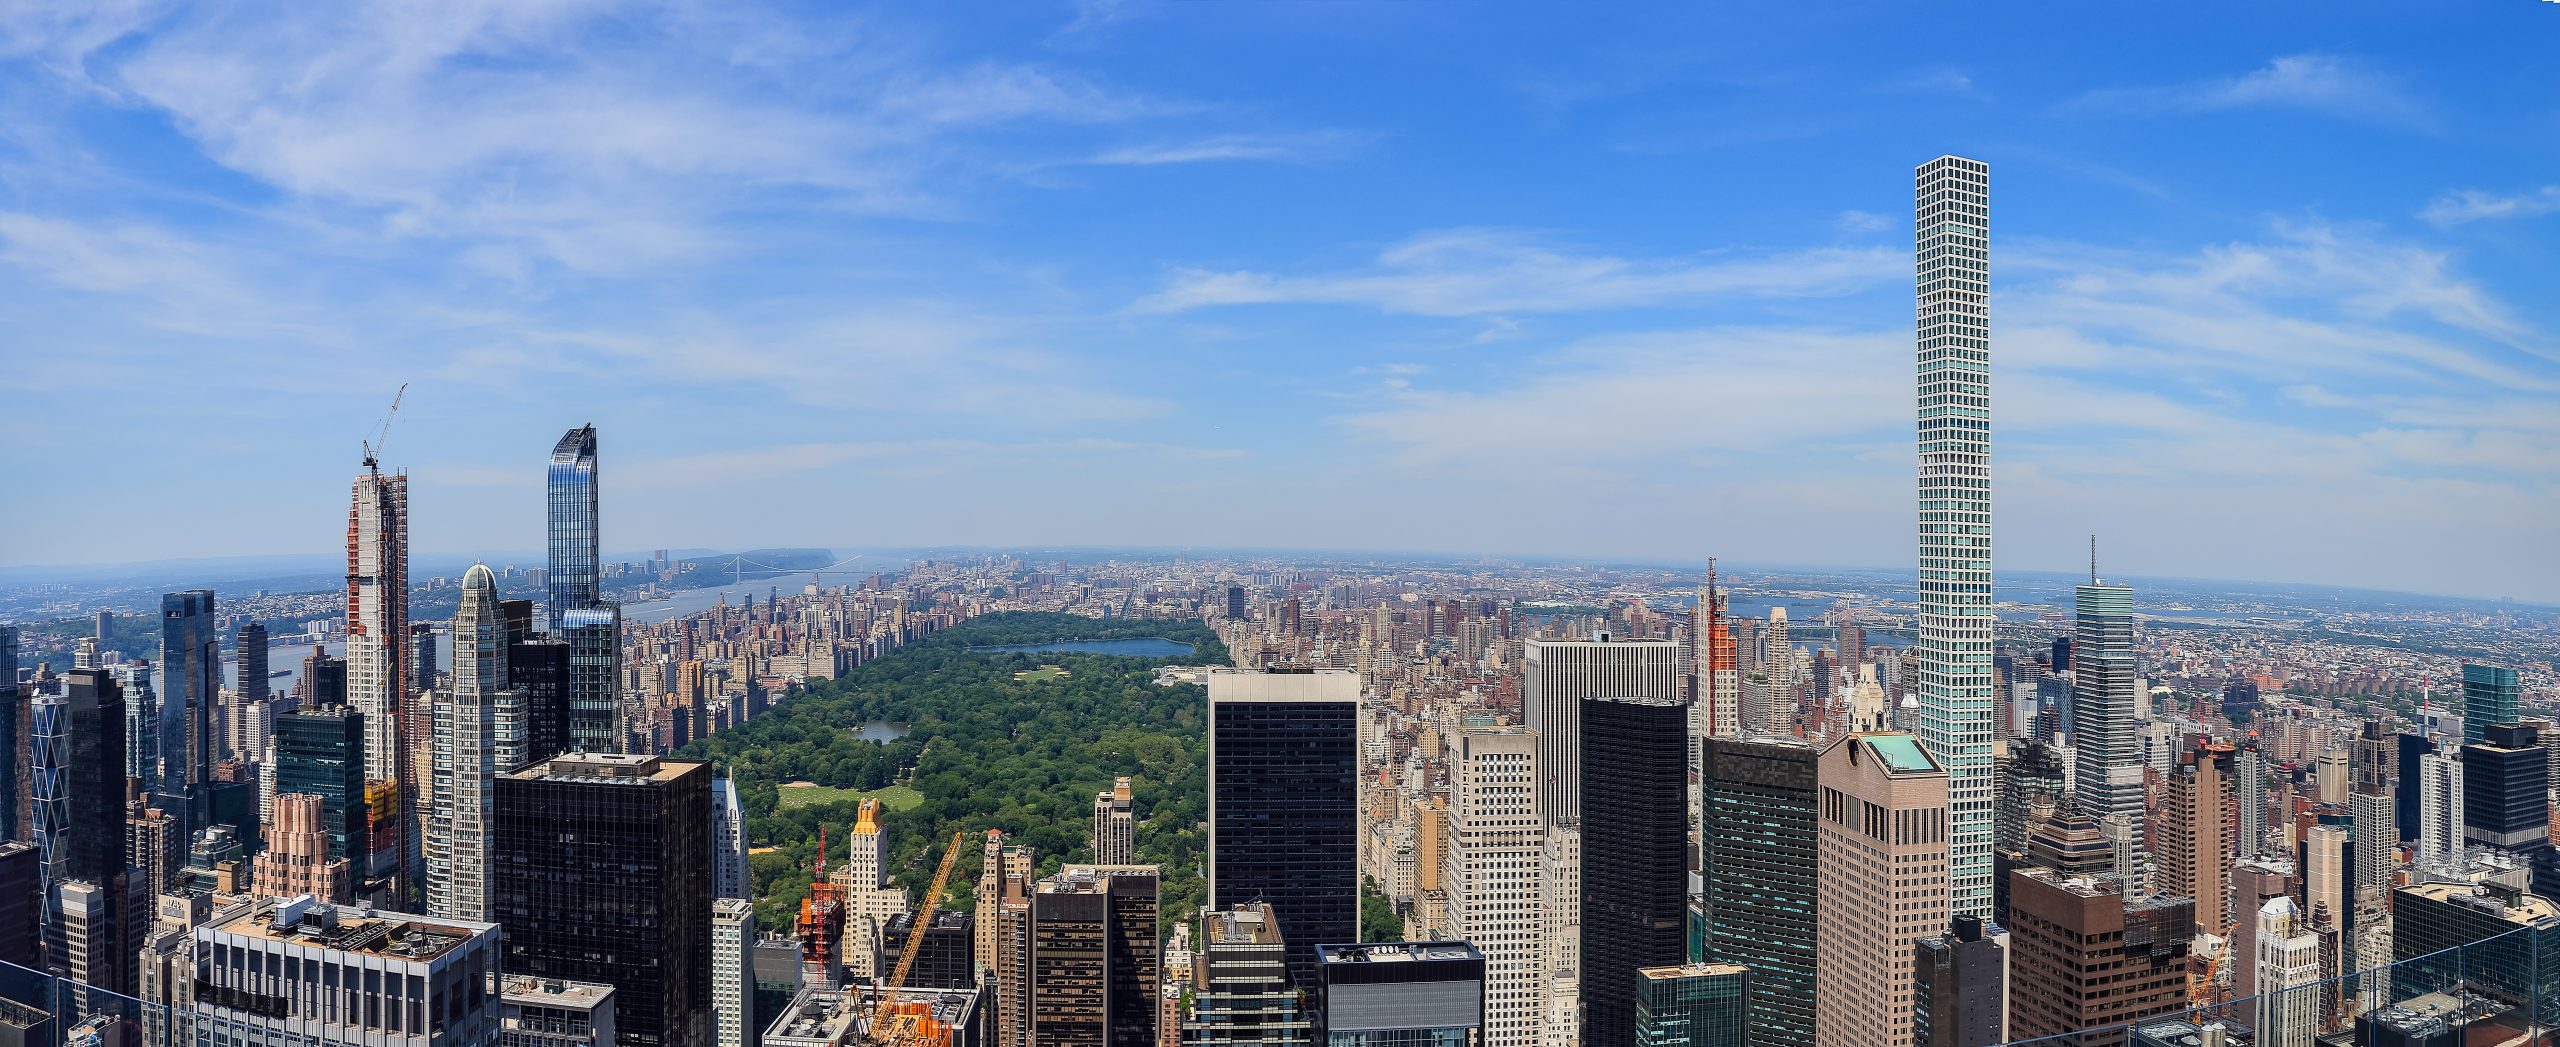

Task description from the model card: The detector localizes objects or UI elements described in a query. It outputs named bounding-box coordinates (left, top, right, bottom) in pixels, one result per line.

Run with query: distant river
left=969, top=638, right=1197, bottom=657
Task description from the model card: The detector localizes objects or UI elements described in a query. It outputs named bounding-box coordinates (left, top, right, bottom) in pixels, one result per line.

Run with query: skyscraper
left=253, top=792, right=354, bottom=903
left=0, top=624, right=19, bottom=842
left=348, top=469, right=416, bottom=897
left=2006, top=868, right=2195, bottom=1042
left=1440, top=728, right=1544, bottom=1047
left=1313, top=943, right=1484, bottom=1047
left=1028, top=864, right=1159, bottom=1047
left=162, top=589, right=220, bottom=826
left=275, top=703, right=370, bottom=892
left=1206, top=668, right=1358, bottom=987
left=1632, top=963, right=1749, bottom=1047
left=2462, top=663, right=2521, bottom=747
left=2071, top=575, right=2141, bottom=845
left=563, top=606, right=623, bottom=754
left=1913, top=917, right=2004, bottom=1047
left=2252, top=897, right=2320, bottom=1047
left=1579, top=694, right=1687, bottom=1047
left=1913, top=154, right=1996, bottom=918
left=713, top=776, right=749, bottom=900
left=548, top=425, right=602, bottom=634
left=1814, top=732, right=1948, bottom=1047
left=712, top=898, right=760, bottom=1047
left=237, top=620, right=270, bottom=707
left=2416, top=748, right=2465, bottom=865
left=1093, top=777, right=1135, bottom=866
left=2156, top=742, right=2232, bottom=935
left=32, top=669, right=133, bottom=997
left=427, top=564, right=528, bottom=921
left=496, top=753, right=712, bottom=1047
left=1521, top=635, right=1682, bottom=830
left=1188, top=903, right=1310, bottom=1047
left=2463, top=722, right=2548, bottom=850
left=1698, top=735, right=1821, bottom=1045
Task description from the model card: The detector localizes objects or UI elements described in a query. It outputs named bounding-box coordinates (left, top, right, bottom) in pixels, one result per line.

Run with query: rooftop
left=1315, top=941, right=1482, bottom=965
left=1635, top=962, right=1749, bottom=982
left=502, top=977, right=615, bottom=1011
left=2398, top=880, right=2560, bottom=922
left=511, top=752, right=702, bottom=783
left=1857, top=732, right=1943, bottom=775
left=208, top=895, right=492, bottom=964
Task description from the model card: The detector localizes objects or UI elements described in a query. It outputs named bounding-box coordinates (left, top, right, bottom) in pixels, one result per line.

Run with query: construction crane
left=872, top=830, right=968, bottom=1047
left=361, top=382, right=408, bottom=474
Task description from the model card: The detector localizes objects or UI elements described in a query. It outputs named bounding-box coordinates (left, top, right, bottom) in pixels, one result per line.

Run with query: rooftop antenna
left=2089, top=534, right=2099, bottom=584
left=361, top=382, right=409, bottom=477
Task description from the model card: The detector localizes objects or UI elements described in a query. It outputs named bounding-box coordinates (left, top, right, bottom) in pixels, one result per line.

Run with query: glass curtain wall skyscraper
left=160, top=589, right=219, bottom=828
left=2463, top=663, right=2522, bottom=746
left=1206, top=668, right=1360, bottom=989
left=547, top=424, right=601, bottom=633
left=1913, top=154, right=1996, bottom=918
left=2072, top=576, right=2142, bottom=841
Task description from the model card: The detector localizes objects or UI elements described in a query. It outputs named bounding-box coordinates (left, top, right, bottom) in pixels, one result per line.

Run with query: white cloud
left=2421, top=186, right=2560, bottom=226
left=1131, top=230, right=1901, bottom=316
left=2067, top=54, right=2425, bottom=126
left=1089, top=131, right=1361, bottom=166
left=1833, top=210, right=1890, bottom=234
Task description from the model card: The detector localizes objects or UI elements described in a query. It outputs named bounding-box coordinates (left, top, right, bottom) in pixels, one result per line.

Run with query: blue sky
left=2, top=1, right=2556, bottom=600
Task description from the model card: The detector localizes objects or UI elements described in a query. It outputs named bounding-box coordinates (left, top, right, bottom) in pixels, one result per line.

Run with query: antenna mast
left=2089, top=534, right=2098, bottom=584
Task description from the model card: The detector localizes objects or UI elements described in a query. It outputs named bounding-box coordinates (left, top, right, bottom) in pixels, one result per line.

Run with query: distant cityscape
left=5, top=156, right=2560, bottom=1047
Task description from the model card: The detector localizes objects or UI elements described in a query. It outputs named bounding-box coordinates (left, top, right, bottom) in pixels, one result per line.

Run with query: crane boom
left=876, top=830, right=968, bottom=1047
left=362, top=382, right=409, bottom=473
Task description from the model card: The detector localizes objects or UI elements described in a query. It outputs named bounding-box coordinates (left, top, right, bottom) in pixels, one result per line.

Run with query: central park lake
left=968, top=637, right=1197, bottom=657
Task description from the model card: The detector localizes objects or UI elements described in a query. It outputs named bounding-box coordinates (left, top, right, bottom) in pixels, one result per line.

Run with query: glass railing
left=2001, top=917, right=2560, bottom=1045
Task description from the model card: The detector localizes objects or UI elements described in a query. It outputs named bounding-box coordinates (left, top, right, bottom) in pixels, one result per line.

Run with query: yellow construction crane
left=873, top=830, right=968, bottom=1047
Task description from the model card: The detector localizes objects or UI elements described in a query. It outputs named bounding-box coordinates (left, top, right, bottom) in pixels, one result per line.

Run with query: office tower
left=347, top=470, right=417, bottom=896
left=1522, top=635, right=1682, bottom=829
left=2348, top=785, right=2397, bottom=897
left=428, top=565, right=529, bottom=921
left=2462, top=664, right=2521, bottom=747
left=1206, top=668, right=1358, bottom=987
left=882, top=910, right=976, bottom=990
left=1094, top=777, right=1136, bottom=866
left=2070, top=576, right=2141, bottom=847
left=1913, top=916, right=2004, bottom=1047
left=119, top=663, right=162, bottom=794
left=276, top=703, right=372, bottom=891
left=714, top=776, right=750, bottom=900
left=1027, top=864, right=1159, bottom=1047
left=0, top=625, right=19, bottom=843
left=496, top=753, right=713, bottom=1047
left=2463, top=722, right=2549, bottom=850
left=1697, top=581, right=1739, bottom=741
left=1814, top=732, right=1949, bottom=1047
left=32, top=670, right=133, bottom=993
left=1538, top=825, right=1580, bottom=1047
left=1698, top=735, right=1820, bottom=1045
left=2252, top=897, right=2320, bottom=1047
left=254, top=792, right=353, bottom=902
left=1913, top=154, right=1996, bottom=919
left=831, top=798, right=911, bottom=981
left=714, top=898, right=761, bottom=1047
left=2392, top=879, right=2556, bottom=962
left=1188, top=903, right=1310, bottom=1047
left=1440, top=728, right=1543, bottom=1047
left=2416, top=746, right=2464, bottom=864
left=1579, top=695, right=1687, bottom=1047
left=549, top=424, right=602, bottom=633
left=238, top=620, right=271, bottom=706
left=0, top=841, right=35, bottom=971
left=504, top=978, right=620, bottom=1047
left=1312, top=943, right=1484, bottom=1047
left=2006, top=868, right=2195, bottom=1041
left=412, top=623, right=440, bottom=694
left=162, top=589, right=220, bottom=824
left=2227, top=858, right=2295, bottom=1000
left=1226, top=586, right=1247, bottom=621
left=563, top=606, right=623, bottom=753
left=2299, top=821, right=2353, bottom=948
left=1632, top=963, right=1748, bottom=1047
left=129, top=805, right=182, bottom=903
left=2157, top=741, right=2233, bottom=935
left=191, top=895, right=502, bottom=1047
left=302, top=648, right=349, bottom=707
left=1994, top=739, right=2067, bottom=856
left=2237, top=745, right=2270, bottom=859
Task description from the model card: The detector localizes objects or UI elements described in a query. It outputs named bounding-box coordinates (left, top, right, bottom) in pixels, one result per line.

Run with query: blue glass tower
left=2463, top=663, right=2522, bottom=747
left=547, top=425, right=601, bottom=633
left=161, top=588, right=220, bottom=828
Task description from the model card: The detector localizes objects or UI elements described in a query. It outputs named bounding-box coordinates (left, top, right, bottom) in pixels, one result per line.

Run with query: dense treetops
left=683, top=611, right=1229, bottom=930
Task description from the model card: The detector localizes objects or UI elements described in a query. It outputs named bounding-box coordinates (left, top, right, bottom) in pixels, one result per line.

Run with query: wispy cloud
left=2066, top=54, right=2425, bottom=127
left=1131, top=230, right=1901, bottom=316
left=2421, top=186, right=2560, bottom=226
left=1089, top=131, right=1364, bottom=166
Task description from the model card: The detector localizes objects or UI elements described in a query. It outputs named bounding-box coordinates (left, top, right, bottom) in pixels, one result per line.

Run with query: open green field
left=1014, top=664, right=1069, bottom=682
left=774, top=782, right=925, bottom=812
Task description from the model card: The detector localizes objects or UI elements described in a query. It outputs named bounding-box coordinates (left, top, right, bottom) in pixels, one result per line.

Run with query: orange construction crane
left=873, top=830, right=968, bottom=1047
left=2191, top=916, right=2236, bottom=1008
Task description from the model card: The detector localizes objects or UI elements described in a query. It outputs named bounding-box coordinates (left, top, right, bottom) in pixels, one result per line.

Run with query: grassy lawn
left=775, top=782, right=926, bottom=812
left=1013, top=664, right=1070, bottom=682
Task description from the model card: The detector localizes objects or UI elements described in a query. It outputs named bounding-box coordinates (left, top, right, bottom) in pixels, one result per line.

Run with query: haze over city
left=3, top=3, right=2555, bottom=601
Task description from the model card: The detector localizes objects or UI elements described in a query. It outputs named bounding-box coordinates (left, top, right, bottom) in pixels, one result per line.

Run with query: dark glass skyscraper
left=237, top=620, right=270, bottom=706
left=32, top=669, right=131, bottom=995
left=2463, top=663, right=2522, bottom=747
left=547, top=424, right=601, bottom=634
left=1207, top=668, right=1359, bottom=988
left=0, top=624, right=20, bottom=842
left=1581, top=694, right=1687, bottom=1047
left=275, top=704, right=371, bottom=882
left=1313, top=943, right=1485, bottom=1047
left=1699, top=735, right=1820, bottom=1045
left=562, top=606, right=622, bottom=753
left=161, top=589, right=220, bottom=824
left=495, top=753, right=711, bottom=1047
left=2463, top=723, right=2548, bottom=850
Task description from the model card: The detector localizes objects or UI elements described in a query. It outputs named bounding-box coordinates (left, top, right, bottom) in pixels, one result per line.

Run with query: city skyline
left=1, top=4, right=2555, bottom=602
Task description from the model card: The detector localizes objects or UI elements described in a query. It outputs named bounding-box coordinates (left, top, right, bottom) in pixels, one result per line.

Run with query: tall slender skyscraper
left=0, top=624, right=19, bottom=843
left=161, top=589, right=220, bottom=826
left=548, top=425, right=601, bottom=634
left=32, top=669, right=132, bottom=996
left=1913, top=154, right=1995, bottom=918
left=1579, top=695, right=1688, bottom=1047
left=1440, top=728, right=1544, bottom=1047
left=1207, top=668, right=1359, bottom=988
left=347, top=470, right=416, bottom=897
left=237, top=621, right=270, bottom=707
left=2071, top=573, right=2142, bottom=841
left=428, top=564, right=527, bottom=921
